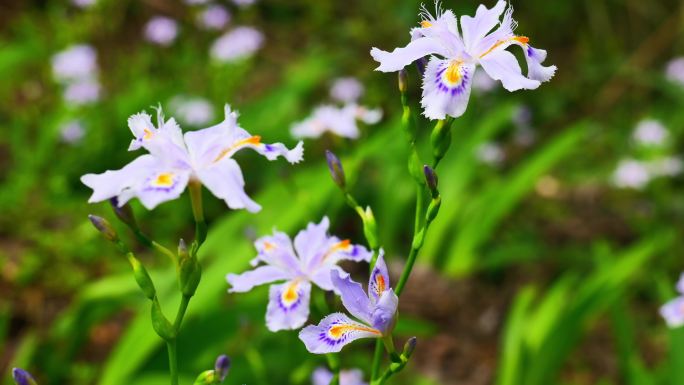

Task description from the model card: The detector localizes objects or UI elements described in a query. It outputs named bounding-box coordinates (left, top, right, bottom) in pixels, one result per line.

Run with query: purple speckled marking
left=264, top=144, right=275, bottom=152
left=527, top=46, right=534, bottom=57
left=435, top=63, right=470, bottom=96
left=143, top=174, right=179, bottom=192
left=277, top=285, right=303, bottom=312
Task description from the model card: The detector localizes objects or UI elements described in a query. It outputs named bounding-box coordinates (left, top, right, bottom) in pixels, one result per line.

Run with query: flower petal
left=127, top=112, right=154, bottom=151
left=266, top=280, right=312, bottom=331
left=479, top=49, right=540, bottom=91
left=299, top=313, right=381, bottom=354
left=196, top=158, right=261, bottom=212
left=460, top=0, right=507, bottom=52
left=294, top=217, right=332, bottom=267
left=677, top=273, right=684, bottom=295
left=81, top=154, right=157, bottom=204
left=226, top=265, right=291, bottom=293
left=251, top=230, right=301, bottom=271
left=371, top=289, right=398, bottom=333
left=370, top=37, right=450, bottom=73
left=331, top=269, right=372, bottom=324
left=660, top=296, right=684, bottom=328
left=133, top=169, right=191, bottom=210
left=420, top=57, right=475, bottom=120
left=522, top=45, right=557, bottom=83
left=368, top=251, right=390, bottom=304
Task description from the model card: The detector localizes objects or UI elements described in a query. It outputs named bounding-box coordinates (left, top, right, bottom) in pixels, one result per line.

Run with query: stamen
left=281, top=281, right=299, bottom=305
left=263, top=241, right=275, bottom=251
left=514, top=36, right=529, bottom=44
left=375, top=274, right=386, bottom=293
left=420, top=20, right=433, bottom=28
left=213, top=135, right=262, bottom=163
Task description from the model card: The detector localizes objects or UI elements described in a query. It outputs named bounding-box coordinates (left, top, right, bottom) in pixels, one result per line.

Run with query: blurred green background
left=1, top=0, right=684, bottom=384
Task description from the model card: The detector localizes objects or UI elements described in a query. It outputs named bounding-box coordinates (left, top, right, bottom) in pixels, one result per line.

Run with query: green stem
left=189, top=180, right=207, bottom=248
left=174, top=295, right=191, bottom=331
left=370, top=340, right=384, bottom=380
left=395, top=185, right=429, bottom=296
left=326, top=354, right=340, bottom=385
left=167, top=339, right=179, bottom=385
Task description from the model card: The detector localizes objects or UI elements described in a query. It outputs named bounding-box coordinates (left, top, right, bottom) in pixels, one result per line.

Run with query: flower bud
left=426, top=195, right=441, bottom=224
left=151, top=298, right=175, bottom=341
left=398, top=69, right=408, bottom=94
left=402, top=337, right=417, bottom=359
left=423, top=165, right=438, bottom=197
left=178, top=239, right=189, bottom=260
left=362, top=206, right=379, bottom=251
left=325, top=150, right=346, bottom=190
left=109, top=198, right=138, bottom=230
left=214, top=355, right=231, bottom=381
left=179, top=240, right=202, bottom=297
left=430, top=119, right=452, bottom=164
left=12, top=368, right=37, bottom=385
left=88, top=215, right=119, bottom=243
left=192, top=370, right=216, bottom=385
left=127, top=254, right=156, bottom=299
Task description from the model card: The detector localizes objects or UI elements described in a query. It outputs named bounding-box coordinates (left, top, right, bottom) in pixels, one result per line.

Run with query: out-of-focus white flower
left=169, top=95, right=215, bottom=127
left=184, top=0, right=210, bottom=4
left=650, top=157, right=683, bottom=177
left=330, top=77, right=364, bottom=104
left=52, top=45, right=98, bottom=82
left=291, top=104, right=382, bottom=140
left=72, top=0, right=97, bottom=8
left=666, top=57, right=684, bottom=87
left=472, top=69, right=497, bottom=93
left=60, top=120, right=86, bottom=144
left=199, top=4, right=231, bottom=30
left=232, top=0, right=256, bottom=7
left=476, top=142, right=505, bottom=165
left=633, top=119, right=668, bottom=146
left=64, top=78, right=101, bottom=105
left=210, top=26, right=264, bottom=62
left=612, top=159, right=651, bottom=189
left=144, top=17, right=179, bottom=46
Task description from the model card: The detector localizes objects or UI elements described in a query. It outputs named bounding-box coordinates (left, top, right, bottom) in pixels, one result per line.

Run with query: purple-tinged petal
left=308, top=265, right=343, bottom=292
left=226, top=265, right=291, bottom=293
left=128, top=112, right=154, bottom=151
left=81, top=154, right=157, bottom=204
left=522, top=45, right=556, bottom=83
left=460, top=0, right=506, bottom=52
left=294, top=217, right=332, bottom=267
left=370, top=37, right=451, bottom=73
left=299, top=313, right=381, bottom=354
left=196, top=158, right=261, bottom=212
left=420, top=57, right=475, bottom=120
left=368, top=251, right=390, bottom=304
left=312, top=367, right=367, bottom=385
left=371, top=289, right=398, bottom=334
left=252, top=230, right=300, bottom=271
left=660, top=296, right=684, bottom=328
left=331, top=270, right=372, bottom=324
left=266, top=280, right=312, bottom=331
left=479, top=49, right=540, bottom=92
left=312, top=367, right=334, bottom=385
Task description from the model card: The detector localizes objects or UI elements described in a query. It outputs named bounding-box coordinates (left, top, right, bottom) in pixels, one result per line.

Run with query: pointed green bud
left=214, top=355, right=231, bottom=381
left=179, top=238, right=202, bottom=297
left=109, top=198, right=138, bottom=230
left=88, top=215, right=119, bottom=243
left=325, top=150, right=346, bottom=190
left=426, top=195, right=441, bottom=224
left=423, top=165, right=439, bottom=198
left=151, top=298, right=175, bottom=341
left=193, top=370, right=216, bottom=385
left=127, top=254, right=156, bottom=299
left=361, top=206, right=379, bottom=250
left=408, top=151, right=424, bottom=184
left=12, top=368, right=37, bottom=385
left=430, top=119, right=452, bottom=164
left=398, top=69, right=408, bottom=94
left=402, top=337, right=417, bottom=359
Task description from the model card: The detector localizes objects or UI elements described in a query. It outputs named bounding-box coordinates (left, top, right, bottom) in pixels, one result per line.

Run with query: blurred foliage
left=1, top=0, right=684, bottom=385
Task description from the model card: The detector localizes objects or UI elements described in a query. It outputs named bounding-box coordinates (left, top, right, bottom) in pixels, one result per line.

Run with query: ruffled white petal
left=371, top=37, right=450, bottom=72
left=196, top=157, right=261, bottom=212
left=479, top=49, right=540, bottom=91
left=420, top=58, right=475, bottom=120
left=266, top=280, right=312, bottom=331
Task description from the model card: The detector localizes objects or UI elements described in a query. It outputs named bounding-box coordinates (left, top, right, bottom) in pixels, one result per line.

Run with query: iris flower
left=661, top=273, right=684, bottom=328
left=291, top=104, right=382, bottom=140
left=299, top=253, right=398, bottom=354
left=226, top=217, right=372, bottom=331
left=312, top=367, right=367, bottom=385
left=81, top=105, right=303, bottom=211
left=370, top=1, right=556, bottom=120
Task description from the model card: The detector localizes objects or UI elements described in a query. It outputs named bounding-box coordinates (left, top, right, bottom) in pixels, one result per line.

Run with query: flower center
left=420, top=20, right=432, bottom=28
left=328, top=324, right=381, bottom=339
left=375, top=274, right=386, bottom=293
left=443, top=61, right=463, bottom=84
left=281, top=281, right=300, bottom=307
left=143, top=128, right=154, bottom=140
left=151, top=172, right=175, bottom=187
